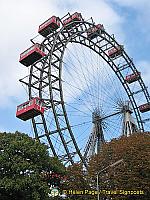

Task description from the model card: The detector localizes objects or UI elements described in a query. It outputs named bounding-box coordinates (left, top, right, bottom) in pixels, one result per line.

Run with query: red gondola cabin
left=125, top=72, right=141, bottom=84
left=108, top=46, right=123, bottom=58
left=87, top=24, right=104, bottom=39
left=139, top=103, right=150, bottom=113
left=19, top=43, right=46, bottom=67
left=62, top=12, right=82, bottom=28
left=16, top=97, right=45, bottom=121
left=38, top=16, right=60, bottom=37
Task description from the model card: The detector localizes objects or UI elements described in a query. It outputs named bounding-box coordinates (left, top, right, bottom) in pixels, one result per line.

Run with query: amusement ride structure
left=16, top=12, right=150, bottom=167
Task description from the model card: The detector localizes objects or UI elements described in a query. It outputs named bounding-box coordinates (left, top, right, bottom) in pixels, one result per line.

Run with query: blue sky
left=0, top=0, right=150, bottom=137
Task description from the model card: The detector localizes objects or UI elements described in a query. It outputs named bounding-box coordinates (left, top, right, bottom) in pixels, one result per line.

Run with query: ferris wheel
left=16, top=12, right=150, bottom=167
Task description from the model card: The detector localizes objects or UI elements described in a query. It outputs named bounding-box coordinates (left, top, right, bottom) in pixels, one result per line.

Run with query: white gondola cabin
left=125, top=72, right=141, bottom=84
left=108, top=46, right=123, bottom=58
left=19, top=43, right=46, bottom=67
left=38, top=16, right=60, bottom=37
left=139, top=103, right=150, bottom=113
left=87, top=24, right=104, bottom=39
left=16, top=97, right=45, bottom=121
left=62, top=12, right=82, bottom=28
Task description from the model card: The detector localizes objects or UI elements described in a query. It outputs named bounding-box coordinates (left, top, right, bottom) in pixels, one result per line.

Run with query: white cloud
left=0, top=0, right=59, bottom=106
left=0, top=0, right=124, bottom=108
left=0, top=0, right=149, bottom=109
left=55, top=0, right=124, bottom=39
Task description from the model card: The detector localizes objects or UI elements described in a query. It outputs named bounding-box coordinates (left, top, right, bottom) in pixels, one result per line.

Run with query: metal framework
left=19, top=13, right=150, bottom=167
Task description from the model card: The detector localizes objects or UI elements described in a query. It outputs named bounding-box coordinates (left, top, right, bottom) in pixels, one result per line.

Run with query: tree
left=0, top=131, right=65, bottom=200
left=88, top=132, right=150, bottom=200
left=62, top=163, right=91, bottom=200
left=62, top=133, right=150, bottom=200
left=64, top=163, right=87, bottom=189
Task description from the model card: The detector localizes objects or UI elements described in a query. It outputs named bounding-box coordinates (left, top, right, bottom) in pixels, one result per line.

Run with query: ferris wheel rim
left=26, top=18, right=150, bottom=166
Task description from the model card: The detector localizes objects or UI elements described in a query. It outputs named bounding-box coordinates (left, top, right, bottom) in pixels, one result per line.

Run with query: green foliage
left=0, top=131, right=65, bottom=200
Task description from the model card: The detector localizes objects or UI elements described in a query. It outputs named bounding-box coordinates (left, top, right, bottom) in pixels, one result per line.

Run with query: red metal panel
left=62, top=12, right=82, bottom=26
left=125, top=72, right=141, bottom=84
left=87, top=24, right=104, bottom=39
left=16, top=98, right=45, bottom=121
left=19, top=44, right=46, bottom=66
left=38, top=16, right=60, bottom=37
left=35, top=46, right=46, bottom=57
left=139, top=103, right=150, bottom=113
left=108, top=46, right=122, bottom=58
left=19, top=46, right=35, bottom=61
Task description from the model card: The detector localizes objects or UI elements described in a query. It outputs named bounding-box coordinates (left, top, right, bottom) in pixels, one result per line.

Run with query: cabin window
left=36, top=99, right=41, bottom=106
left=29, top=100, right=33, bottom=106
left=20, top=46, right=34, bottom=58
left=17, top=105, right=22, bottom=111
left=56, top=18, right=59, bottom=24
left=23, top=103, right=27, bottom=109
left=39, top=18, right=52, bottom=29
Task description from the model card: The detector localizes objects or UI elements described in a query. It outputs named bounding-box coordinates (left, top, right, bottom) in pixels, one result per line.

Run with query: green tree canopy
left=0, top=131, right=65, bottom=200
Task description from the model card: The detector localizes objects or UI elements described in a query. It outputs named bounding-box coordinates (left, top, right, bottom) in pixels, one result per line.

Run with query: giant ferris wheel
left=16, top=12, right=150, bottom=167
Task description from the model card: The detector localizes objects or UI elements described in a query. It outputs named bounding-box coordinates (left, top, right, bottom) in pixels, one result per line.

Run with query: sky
left=0, top=0, right=150, bottom=136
